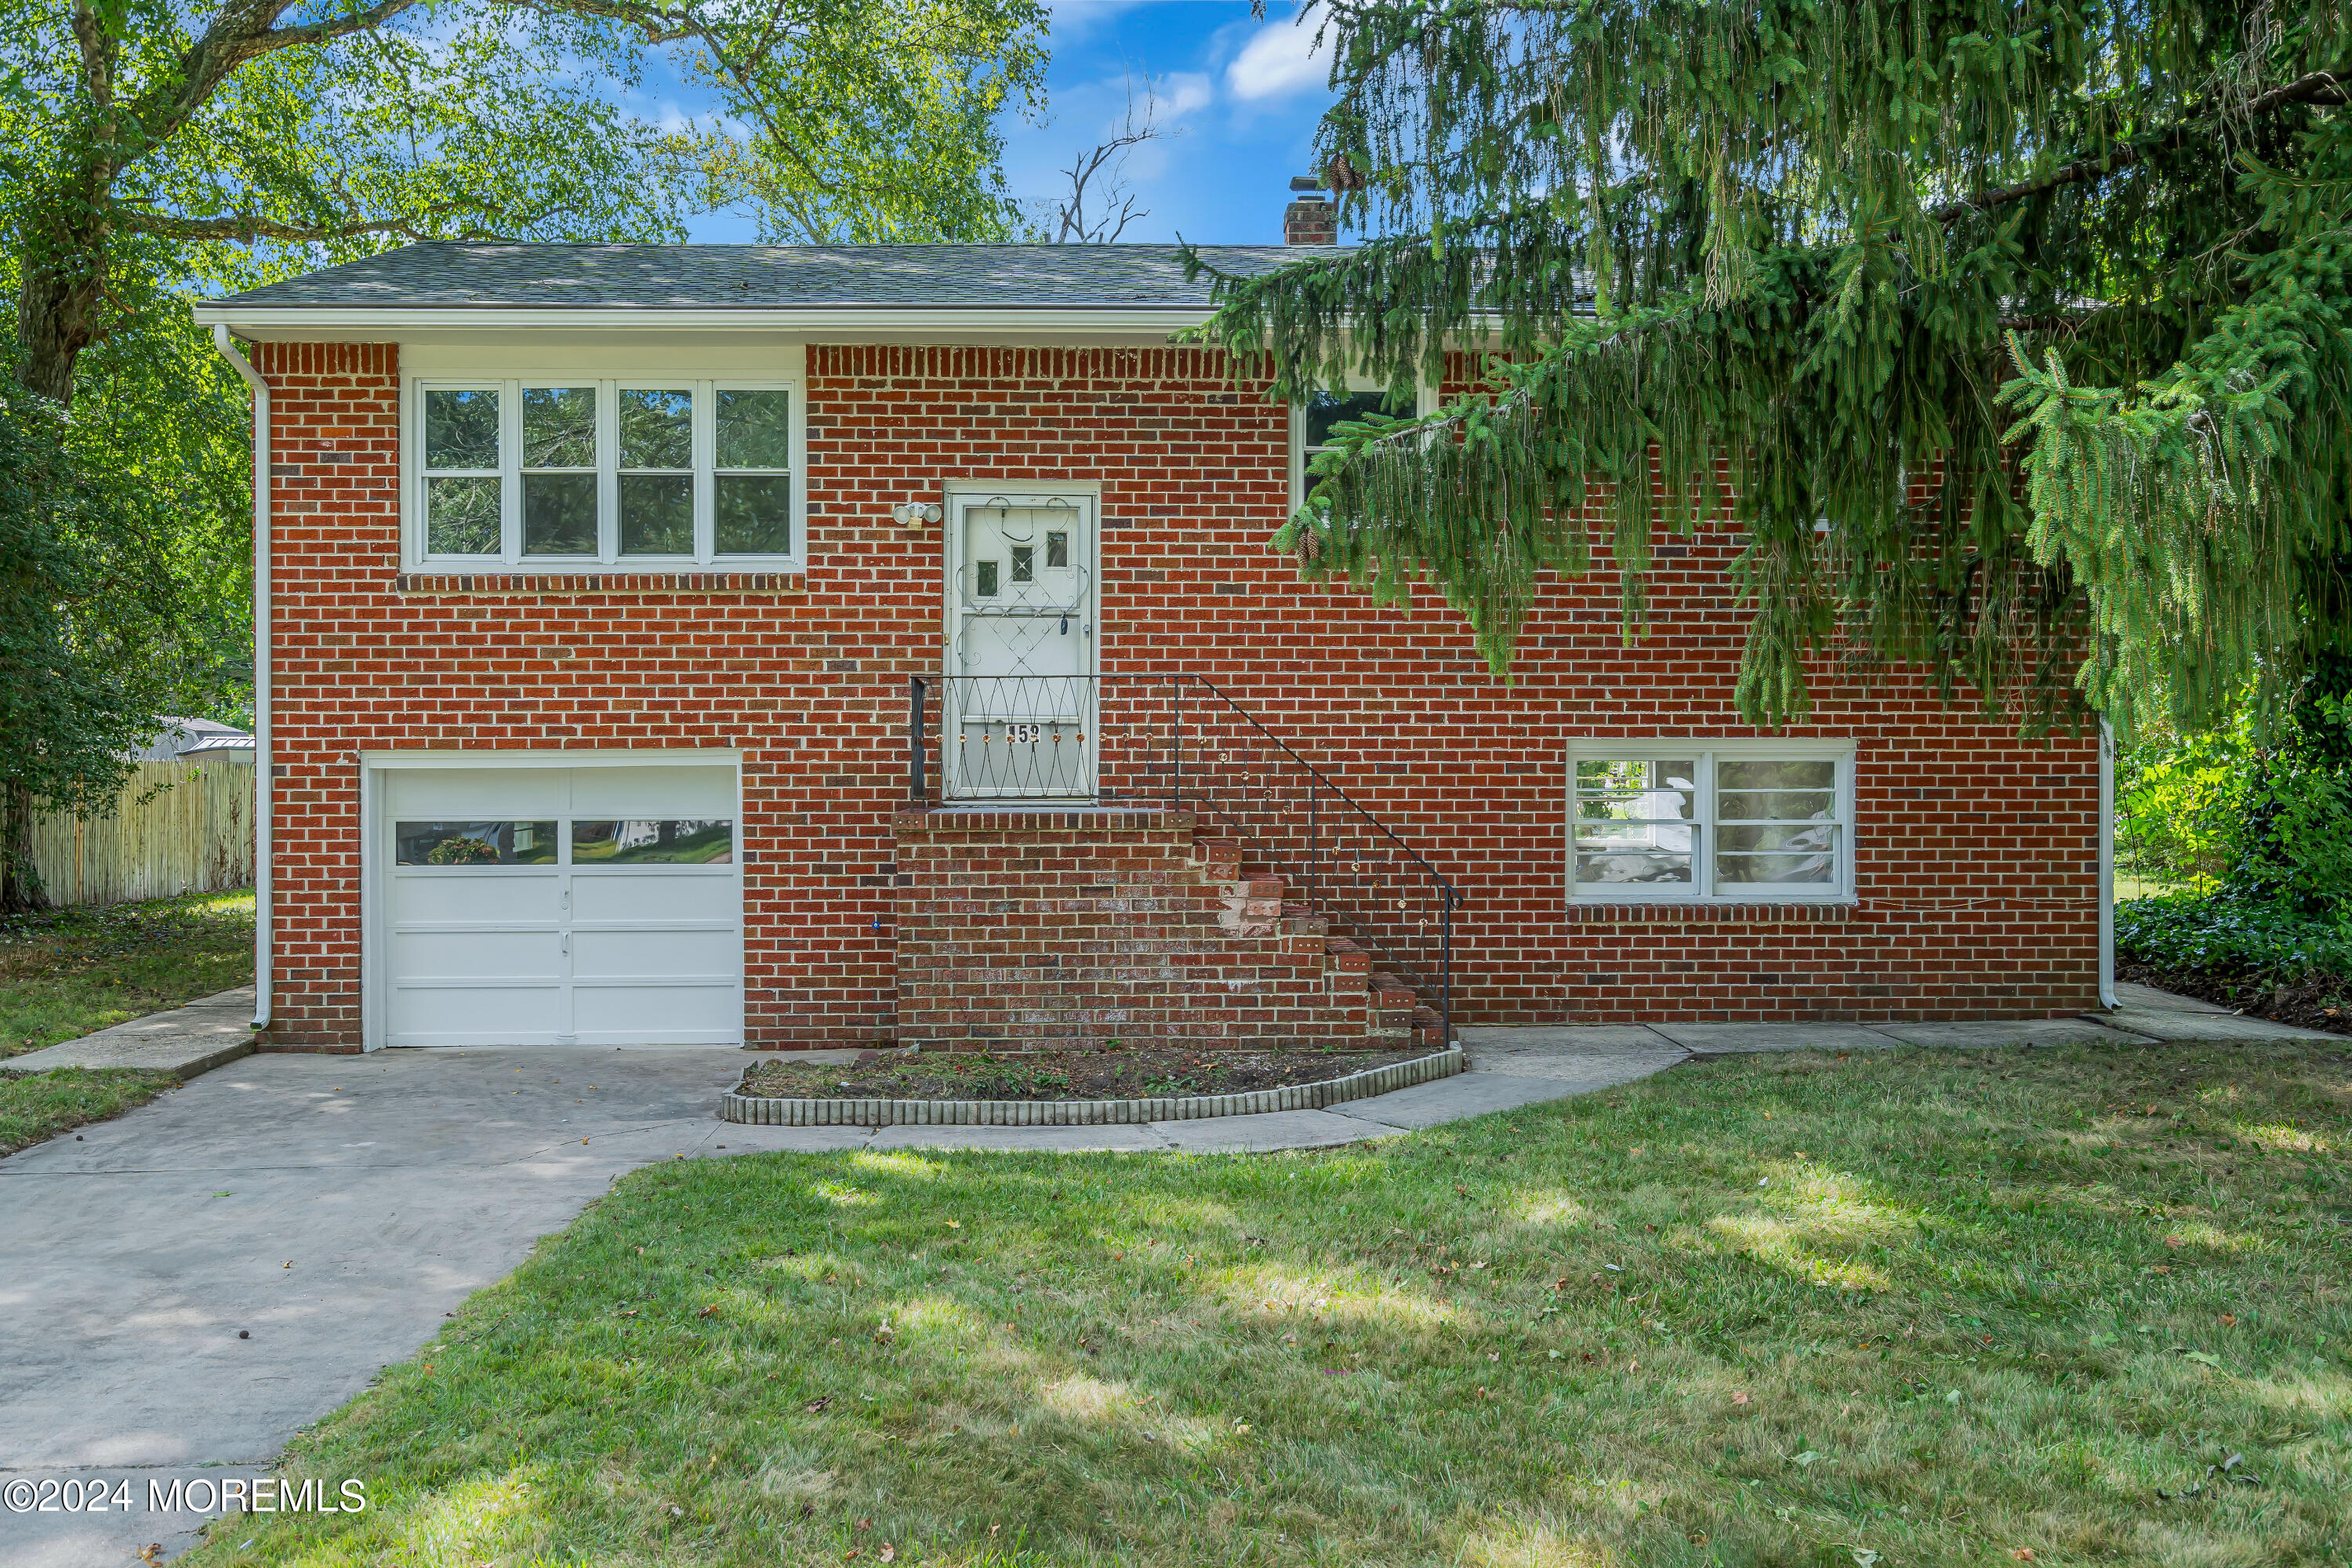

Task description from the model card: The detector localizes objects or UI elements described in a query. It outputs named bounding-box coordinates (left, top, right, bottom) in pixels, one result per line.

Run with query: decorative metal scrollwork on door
left=949, top=495, right=1095, bottom=797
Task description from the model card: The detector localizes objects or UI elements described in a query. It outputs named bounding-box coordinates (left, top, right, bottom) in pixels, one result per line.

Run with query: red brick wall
left=893, top=808, right=1378, bottom=1047
left=253, top=339, right=2099, bottom=1050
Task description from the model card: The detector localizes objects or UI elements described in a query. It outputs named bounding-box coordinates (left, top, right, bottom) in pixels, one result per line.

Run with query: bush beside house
left=2115, top=662, right=2352, bottom=1033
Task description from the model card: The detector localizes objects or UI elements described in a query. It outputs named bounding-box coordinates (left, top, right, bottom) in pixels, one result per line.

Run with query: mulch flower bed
left=739, top=1045, right=1427, bottom=1102
left=2122, top=962, right=2350, bottom=1036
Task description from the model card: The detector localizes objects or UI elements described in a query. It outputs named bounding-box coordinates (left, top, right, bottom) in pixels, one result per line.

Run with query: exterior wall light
left=891, top=502, right=942, bottom=530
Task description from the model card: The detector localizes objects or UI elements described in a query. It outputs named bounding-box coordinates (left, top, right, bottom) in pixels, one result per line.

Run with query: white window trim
left=404, top=376, right=806, bottom=573
left=1290, top=375, right=1436, bottom=510
left=1565, top=738, right=1857, bottom=904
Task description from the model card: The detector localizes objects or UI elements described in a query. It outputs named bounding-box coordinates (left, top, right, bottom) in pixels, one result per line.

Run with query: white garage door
left=377, top=763, right=740, bottom=1047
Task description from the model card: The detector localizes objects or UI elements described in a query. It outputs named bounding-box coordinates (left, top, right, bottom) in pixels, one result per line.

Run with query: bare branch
left=487, top=0, right=695, bottom=47
left=248, top=0, right=432, bottom=54
left=1051, top=74, right=1174, bottom=243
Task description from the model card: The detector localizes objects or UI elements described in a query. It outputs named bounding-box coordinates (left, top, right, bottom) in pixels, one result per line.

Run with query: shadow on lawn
left=187, top=1042, right=2351, bottom=1568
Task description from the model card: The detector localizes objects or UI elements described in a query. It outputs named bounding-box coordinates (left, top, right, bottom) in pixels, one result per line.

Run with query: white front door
left=376, top=762, right=741, bottom=1046
left=945, top=492, right=1097, bottom=798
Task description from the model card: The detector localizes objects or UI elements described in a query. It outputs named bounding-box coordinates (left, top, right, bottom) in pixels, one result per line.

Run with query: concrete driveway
left=6, top=979, right=2312, bottom=1564
left=0, top=1041, right=764, bottom=1566
left=0, top=1026, right=1686, bottom=1564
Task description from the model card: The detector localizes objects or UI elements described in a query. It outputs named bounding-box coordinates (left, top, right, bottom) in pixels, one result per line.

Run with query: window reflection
left=571, top=819, right=734, bottom=864
left=395, top=821, right=557, bottom=866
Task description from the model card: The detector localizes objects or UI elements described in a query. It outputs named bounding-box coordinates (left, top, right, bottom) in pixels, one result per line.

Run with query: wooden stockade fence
left=27, top=759, right=256, bottom=908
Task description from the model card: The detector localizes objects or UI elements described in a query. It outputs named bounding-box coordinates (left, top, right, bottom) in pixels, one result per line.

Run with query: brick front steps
left=892, top=807, right=1443, bottom=1051
left=720, top=1044, right=1462, bottom=1127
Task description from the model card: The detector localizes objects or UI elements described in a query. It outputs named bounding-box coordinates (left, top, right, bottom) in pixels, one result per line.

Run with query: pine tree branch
left=1934, top=66, right=2349, bottom=222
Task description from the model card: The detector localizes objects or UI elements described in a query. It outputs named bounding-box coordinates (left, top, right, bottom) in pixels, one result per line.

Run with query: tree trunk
left=1, top=782, right=48, bottom=914
left=13, top=256, right=103, bottom=406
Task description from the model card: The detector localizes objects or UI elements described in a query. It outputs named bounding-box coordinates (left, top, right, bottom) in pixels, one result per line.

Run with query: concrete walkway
left=0, top=986, right=257, bottom=1078
left=2, top=982, right=2331, bottom=1565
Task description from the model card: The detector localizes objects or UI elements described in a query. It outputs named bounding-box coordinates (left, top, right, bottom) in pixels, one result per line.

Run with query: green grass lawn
left=0, top=887, right=256, bottom=1060
left=0, top=887, right=253, bottom=1152
left=187, top=1040, right=2348, bottom=1568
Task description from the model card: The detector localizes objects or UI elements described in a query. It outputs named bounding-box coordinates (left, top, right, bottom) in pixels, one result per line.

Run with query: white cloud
left=1160, top=71, right=1214, bottom=119
left=1043, top=0, right=1152, bottom=44
left=1224, top=20, right=1329, bottom=102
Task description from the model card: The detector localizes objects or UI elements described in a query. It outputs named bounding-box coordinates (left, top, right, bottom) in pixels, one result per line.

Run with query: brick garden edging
left=720, top=1045, right=1464, bottom=1127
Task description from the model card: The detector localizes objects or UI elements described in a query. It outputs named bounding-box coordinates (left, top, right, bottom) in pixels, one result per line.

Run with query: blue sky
left=683, top=1, right=1337, bottom=245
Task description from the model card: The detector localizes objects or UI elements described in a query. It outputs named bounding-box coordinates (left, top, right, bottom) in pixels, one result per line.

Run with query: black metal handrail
left=907, top=672, right=1461, bottom=1038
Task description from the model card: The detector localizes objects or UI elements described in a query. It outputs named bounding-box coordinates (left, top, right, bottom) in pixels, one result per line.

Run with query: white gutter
left=212, top=325, right=271, bottom=1033
left=2098, top=717, right=2118, bottom=1010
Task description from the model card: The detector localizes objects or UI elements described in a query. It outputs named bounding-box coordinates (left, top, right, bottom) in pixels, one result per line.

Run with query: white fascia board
left=191, top=303, right=1218, bottom=343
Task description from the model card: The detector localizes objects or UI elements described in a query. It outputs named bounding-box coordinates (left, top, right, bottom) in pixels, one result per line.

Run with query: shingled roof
left=211, top=242, right=1330, bottom=311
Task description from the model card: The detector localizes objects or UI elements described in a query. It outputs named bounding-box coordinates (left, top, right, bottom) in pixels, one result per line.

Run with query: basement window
left=1567, top=742, right=1854, bottom=902
left=409, top=378, right=804, bottom=572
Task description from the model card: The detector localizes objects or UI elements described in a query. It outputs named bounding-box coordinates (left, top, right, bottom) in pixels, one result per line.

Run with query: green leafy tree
left=0, top=0, right=1044, bottom=905
left=1192, top=1, right=2352, bottom=738
left=4, top=0, right=1047, bottom=402
left=0, top=379, right=187, bottom=909
left=2116, top=710, right=2250, bottom=891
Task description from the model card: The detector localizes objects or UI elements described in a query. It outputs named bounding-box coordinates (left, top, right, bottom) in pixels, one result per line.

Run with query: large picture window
left=1569, top=743, right=1853, bottom=901
left=410, top=379, right=801, bottom=569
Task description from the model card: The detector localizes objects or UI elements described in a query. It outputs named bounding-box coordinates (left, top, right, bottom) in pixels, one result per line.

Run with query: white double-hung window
left=1290, top=377, right=1434, bottom=509
left=412, top=379, right=803, bottom=569
left=1568, top=742, right=1855, bottom=901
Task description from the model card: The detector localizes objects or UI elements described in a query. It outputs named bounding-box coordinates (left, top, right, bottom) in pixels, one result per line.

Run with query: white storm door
left=379, top=762, right=741, bottom=1047
left=946, top=492, right=1097, bottom=799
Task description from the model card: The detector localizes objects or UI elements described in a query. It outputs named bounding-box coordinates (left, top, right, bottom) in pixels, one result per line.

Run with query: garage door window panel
left=395, top=820, right=557, bottom=866
left=572, top=818, right=735, bottom=864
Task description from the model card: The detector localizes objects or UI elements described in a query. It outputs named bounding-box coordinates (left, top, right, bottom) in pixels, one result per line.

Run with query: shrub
left=2116, top=894, right=2352, bottom=988
left=2232, top=691, right=2352, bottom=920
left=2114, top=716, right=2249, bottom=891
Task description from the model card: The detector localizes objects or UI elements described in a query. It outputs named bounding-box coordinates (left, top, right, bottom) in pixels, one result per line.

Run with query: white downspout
left=2098, top=717, right=2117, bottom=1010
left=212, top=325, right=271, bottom=1033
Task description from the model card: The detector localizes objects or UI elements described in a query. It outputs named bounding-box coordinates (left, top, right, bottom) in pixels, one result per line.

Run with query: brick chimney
left=1283, top=176, right=1338, bottom=245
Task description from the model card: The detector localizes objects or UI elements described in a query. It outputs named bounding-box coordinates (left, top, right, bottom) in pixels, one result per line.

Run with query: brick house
left=195, top=196, right=2117, bottom=1055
